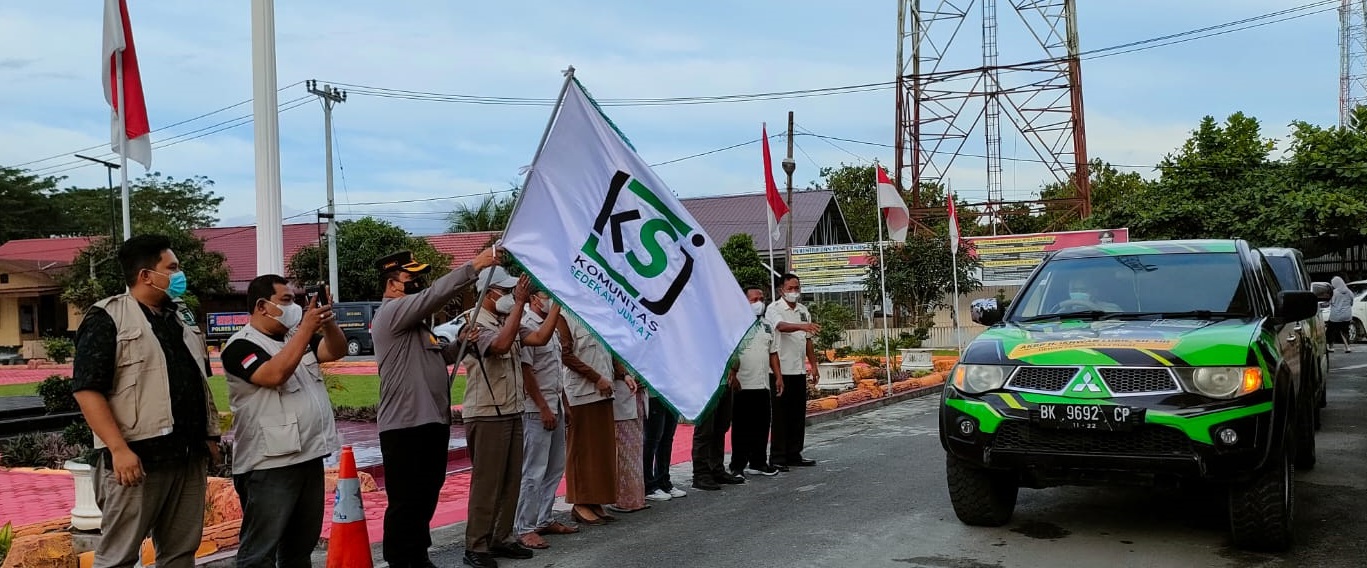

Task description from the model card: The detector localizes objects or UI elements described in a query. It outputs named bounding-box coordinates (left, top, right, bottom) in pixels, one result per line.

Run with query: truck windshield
left=1009, top=252, right=1251, bottom=321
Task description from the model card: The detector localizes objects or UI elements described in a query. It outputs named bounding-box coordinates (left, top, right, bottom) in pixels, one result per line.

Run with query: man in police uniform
left=461, top=266, right=537, bottom=567
left=371, top=248, right=498, bottom=568
left=220, top=275, right=347, bottom=568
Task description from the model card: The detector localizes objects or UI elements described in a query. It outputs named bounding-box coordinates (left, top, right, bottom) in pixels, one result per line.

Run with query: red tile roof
left=0, top=223, right=326, bottom=293
left=425, top=231, right=500, bottom=267
left=0, top=237, right=97, bottom=265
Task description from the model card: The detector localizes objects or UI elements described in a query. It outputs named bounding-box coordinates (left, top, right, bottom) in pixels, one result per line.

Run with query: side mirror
left=1277, top=291, right=1320, bottom=322
left=971, top=298, right=1004, bottom=326
left=1311, top=281, right=1332, bottom=300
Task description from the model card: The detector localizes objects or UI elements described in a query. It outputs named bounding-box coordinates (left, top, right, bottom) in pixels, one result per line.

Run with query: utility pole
left=307, top=80, right=346, bottom=301
left=74, top=154, right=121, bottom=240
left=782, top=111, right=796, bottom=270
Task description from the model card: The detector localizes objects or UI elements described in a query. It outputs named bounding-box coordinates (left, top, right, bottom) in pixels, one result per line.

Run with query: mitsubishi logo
left=1072, top=375, right=1103, bottom=393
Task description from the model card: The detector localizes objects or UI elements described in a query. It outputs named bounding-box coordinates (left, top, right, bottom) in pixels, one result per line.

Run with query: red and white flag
left=875, top=164, right=909, bottom=242
left=762, top=124, right=789, bottom=243
left=103, top=0, right=152, bottom=170
left=947, top=190, right=961, bottom=253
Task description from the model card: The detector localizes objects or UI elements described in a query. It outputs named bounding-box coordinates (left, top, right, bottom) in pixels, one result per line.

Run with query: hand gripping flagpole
left=446, top=66, right=578, bottom=400
left=874, top=161, right=892, bottom=391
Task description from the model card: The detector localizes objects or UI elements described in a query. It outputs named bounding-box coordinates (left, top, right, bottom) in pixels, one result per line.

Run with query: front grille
left=1098, top=368, right=1179, bottom=394
left=992, top=422, right=1193, bottom=456
left=1007, top=367, right=1078, bottom=393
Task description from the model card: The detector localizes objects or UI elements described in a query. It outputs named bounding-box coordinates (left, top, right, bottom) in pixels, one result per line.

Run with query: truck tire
left=1229, top=424, right=1295, bottom=552
left=946, top=454, right=1017, bottom=527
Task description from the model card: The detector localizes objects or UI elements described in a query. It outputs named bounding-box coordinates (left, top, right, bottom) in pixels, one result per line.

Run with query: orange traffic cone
left=326, top=446, right=373, bottom=568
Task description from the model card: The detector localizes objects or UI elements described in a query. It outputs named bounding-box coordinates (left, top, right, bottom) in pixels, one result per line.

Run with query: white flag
left=876, top=164, right=908, bottom=242
left=501, top=79, right=756, bottom=421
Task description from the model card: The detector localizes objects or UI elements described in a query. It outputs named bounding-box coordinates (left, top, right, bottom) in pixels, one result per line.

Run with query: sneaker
left=668, top=487, right=688, bottom=498
left=463, top=551, right=499, bottom=568
left=716, top=471, right=746, bottom=484
left=646, top=489, right=673, bottom=501
left=745, top=464, right=780, bottom=476
left=692, top=476, right=721, bottom=491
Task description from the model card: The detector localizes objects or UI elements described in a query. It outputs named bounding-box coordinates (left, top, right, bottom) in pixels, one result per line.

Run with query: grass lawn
left=205, top=374, right=468, bottom=410
left=0, top=383, right=39, bottom=398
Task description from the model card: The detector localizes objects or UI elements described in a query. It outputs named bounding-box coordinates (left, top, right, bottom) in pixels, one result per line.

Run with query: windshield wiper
left=1101, top=310, right=1244, bottom=321
left=1015, top=310, right=1107, bottom=323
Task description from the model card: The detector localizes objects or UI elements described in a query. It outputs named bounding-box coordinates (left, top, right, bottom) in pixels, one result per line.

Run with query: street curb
left=805, top=384, right=944, bottom=426
left=200, top=389, right=941, bottom=568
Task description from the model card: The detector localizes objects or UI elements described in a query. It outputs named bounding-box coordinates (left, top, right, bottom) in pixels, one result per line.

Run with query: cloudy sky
left=0, top=0, right=1341, bottom=235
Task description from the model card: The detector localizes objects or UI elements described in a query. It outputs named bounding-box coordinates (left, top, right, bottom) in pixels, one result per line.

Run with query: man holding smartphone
left=220, top=275, right=347, bottom=568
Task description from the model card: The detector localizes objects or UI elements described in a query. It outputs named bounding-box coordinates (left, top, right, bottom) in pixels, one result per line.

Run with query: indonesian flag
left=103, top=0, right=152, bottom=170
left=948, top=190, right=961, bottom=253
left=875, top=164, right=909, bottom=242
left=761, top=124, right=789, bottom=244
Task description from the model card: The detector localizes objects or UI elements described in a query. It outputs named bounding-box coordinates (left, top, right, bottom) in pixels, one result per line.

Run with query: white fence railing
left=838, top=326, right=984, bottom=350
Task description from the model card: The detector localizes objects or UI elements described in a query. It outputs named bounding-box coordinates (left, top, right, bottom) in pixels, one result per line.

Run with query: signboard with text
left=207, top=312, right=250, bottom=338
left=966, top=228, right=1129, bottom=285
left=790, top=243, right=876, bottom=293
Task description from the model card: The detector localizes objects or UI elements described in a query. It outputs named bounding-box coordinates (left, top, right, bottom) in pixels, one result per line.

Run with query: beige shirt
left=461, top=307, right=527, bottom=419
left=519, top=309, right=564, bottom=415
left=562, top=318, right=615, bottom=407
left=766, top=300, right=812, bottom=375
left=735, top=320, right=780, bottom=390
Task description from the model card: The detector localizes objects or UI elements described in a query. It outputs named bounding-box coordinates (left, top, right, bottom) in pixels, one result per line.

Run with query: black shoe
left=491, top=542, right=535, bottom=560
left=793, top=458, right=817, bottom=467
left=692, top=476, right=721, bottom=491
left=463, top=550, right=499, bottom=568
left=772, top=463, right=791, bottom=472
left=716, top=471, right=746, bottom=484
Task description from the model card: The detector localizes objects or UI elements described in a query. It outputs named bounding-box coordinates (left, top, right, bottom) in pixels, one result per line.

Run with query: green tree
left=60, top=229, right=232, bottom=312
left=1033, top=158, right=1152, bottom=233
left=865, top=232, right=981, bottom=345
left=50, top=173, right=223, bottom=237
left=719, top=234, right=771, bottom=292
left=447, top=192, right=516, bottom=233
left=289, top=217, right=452, bottom=301
left=819, top=164, right=879, bottom=243
left=0, top=167, right=63, bottom=245
left=1265, top=107, right=1367, bottom=254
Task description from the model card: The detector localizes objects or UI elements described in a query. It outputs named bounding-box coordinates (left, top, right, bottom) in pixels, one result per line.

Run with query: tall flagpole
left=768, top=193, right=777, bottom=302
left=950, top=184, right=963, bottom=352
left=875, top=161, right=893, bottom=390
left=115, top=51, right=131, bottom=241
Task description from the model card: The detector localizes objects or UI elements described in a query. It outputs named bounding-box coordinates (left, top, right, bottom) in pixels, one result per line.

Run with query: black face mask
left=402, top=278, right=426, bottom=295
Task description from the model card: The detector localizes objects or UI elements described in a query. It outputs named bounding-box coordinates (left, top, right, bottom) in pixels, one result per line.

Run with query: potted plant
left=808, top=302, right=856, bottom=391
left=62, top=421, right=102, bottom=530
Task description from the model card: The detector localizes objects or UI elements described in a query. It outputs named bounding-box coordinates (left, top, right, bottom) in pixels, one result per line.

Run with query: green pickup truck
left=941, top=239, right=1320, bottom=552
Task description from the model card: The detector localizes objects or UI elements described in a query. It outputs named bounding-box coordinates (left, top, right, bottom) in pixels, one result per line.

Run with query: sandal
left=518, top=533, right=550, bottom=550
left=606, top=504, right=651, bottom=514
left=591, top=506, right=618, bottom=523
left=538, top=521, right=580, bottom=535
left=571, top=506, right=605, bottom=526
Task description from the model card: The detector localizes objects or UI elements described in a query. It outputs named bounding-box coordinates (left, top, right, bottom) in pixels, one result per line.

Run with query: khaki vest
left=89, top=294, right=220, bottom=449
left=224, top=324, right=340, bottom=475
left=460, top=308, right=523, bottom=419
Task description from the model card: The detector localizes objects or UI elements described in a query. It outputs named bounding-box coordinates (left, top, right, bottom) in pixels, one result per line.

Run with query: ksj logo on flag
left=502, top=76, right=755, bottom=420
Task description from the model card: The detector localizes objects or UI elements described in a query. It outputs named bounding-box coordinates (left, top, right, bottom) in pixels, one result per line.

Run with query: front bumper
left=939, top=387, right=1275, bottom=485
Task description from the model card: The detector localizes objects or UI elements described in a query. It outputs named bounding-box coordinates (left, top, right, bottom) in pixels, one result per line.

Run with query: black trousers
left=730, top=388, right=772, bottom=471
left=379, top=422, right=451, bottom=567
left=769, top=374, right=808, bottom=465
left=234, top=458, right=325, bottom=568
left=643, top=397, right=679, bottom=493
left=691, top=388, right=734, bottom=480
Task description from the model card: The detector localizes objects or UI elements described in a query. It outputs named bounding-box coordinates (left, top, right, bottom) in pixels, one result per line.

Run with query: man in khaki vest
left=461, top=267, right=536, bottom=568
left=72, top=234, right=222, bottom=568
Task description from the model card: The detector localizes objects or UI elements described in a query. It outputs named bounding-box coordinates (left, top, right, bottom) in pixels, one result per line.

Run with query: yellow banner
left=1008, top=338, right=1178, bottom=359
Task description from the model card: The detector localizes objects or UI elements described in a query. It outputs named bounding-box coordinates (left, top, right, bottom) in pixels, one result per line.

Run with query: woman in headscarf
left=1328, top=276, right=1355, bottom=353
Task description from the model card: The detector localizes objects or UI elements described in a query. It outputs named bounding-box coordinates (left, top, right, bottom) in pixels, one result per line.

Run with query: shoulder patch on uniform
left=762, top=322, right=773, bottom=334
left=177, top=307, right=197, bottom=326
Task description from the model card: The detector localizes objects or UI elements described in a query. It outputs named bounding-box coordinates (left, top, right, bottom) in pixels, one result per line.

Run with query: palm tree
left=447, top=192, right=516, bottom=233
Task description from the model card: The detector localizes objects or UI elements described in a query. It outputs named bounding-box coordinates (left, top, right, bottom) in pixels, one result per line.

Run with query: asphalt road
left=429, top=354, right=1367, bottom=568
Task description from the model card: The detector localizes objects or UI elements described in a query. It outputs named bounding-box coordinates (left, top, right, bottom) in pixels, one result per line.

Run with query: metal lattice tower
left=1342, top=0, right=1367, bottom=127
left=895, top=0, right=1091, bottom=230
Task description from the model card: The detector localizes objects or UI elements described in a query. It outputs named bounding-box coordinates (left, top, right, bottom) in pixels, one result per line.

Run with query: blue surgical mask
left=150, top=269, right=188, bottom=299
left=1069, top=291, right=1089, bottom=302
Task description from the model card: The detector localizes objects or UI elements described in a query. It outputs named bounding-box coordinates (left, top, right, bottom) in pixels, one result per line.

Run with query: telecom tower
left=1342, top=0, right=1367, bottom=127
left=895, top=0, right=1090, bottom=233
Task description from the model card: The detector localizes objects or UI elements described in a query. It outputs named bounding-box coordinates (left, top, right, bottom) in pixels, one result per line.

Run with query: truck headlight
left=952, top=365, right=1013, bottom=394
left=1181, top=367, right=1262, bottom=399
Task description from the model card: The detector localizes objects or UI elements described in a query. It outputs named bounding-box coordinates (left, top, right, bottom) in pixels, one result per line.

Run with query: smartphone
left=305, top=284, right=330, bottom=306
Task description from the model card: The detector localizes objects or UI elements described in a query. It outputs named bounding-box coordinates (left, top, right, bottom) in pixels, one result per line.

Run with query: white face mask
left=270, top=302, right=303, bottom=329
left=752, top=301, right=766, bottom=316
left=783, top=292, right=801, bottom=304
left=495, top=294, right=516, bottom=315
